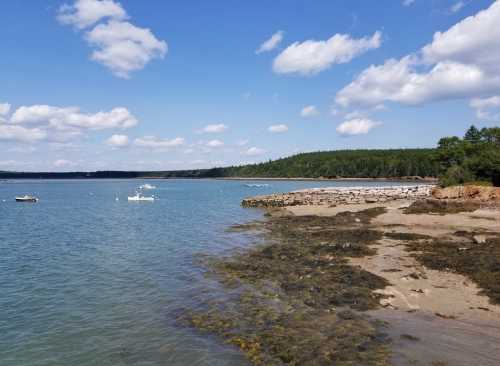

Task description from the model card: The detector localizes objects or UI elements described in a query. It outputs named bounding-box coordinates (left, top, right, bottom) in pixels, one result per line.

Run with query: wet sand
left=286, top=200, right=500, bottom=365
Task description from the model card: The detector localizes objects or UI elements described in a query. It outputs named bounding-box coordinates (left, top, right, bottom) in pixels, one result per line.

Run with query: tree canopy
left=437, top=126, right=500, bottom=186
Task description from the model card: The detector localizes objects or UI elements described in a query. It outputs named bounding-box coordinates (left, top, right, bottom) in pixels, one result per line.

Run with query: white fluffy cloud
left=57, top=0, right=127, bottom=29
left=336, top=1, right=500, bottom=107
left=0, top=125, right=47, bottom=143
left=10, top=105, right=137, bottom=130
left=58, top=0, right=167, bottom=78
left=273, top=31, right=381, bottom=75
left=0, top=103, right=137, bottom=143
left=300, top=105, right=319, bottom=117
left=256, top=31, right=284, bottom=54
left=206, top=139, right=224, bottom=147
left=336, top=118, right=381, bottom=136
left=106, top=134, right=129, bottom=147
left=470, top=95, right=500, bottom=121
left=53, top=159, right=77, bottom=168
left=85, top=20, right=167, bottom=78
left=0, top=103, right=11, bottom=116
left=199, top=123, right=228, bottom=133
left=470, top=95, right=500, bottom=109
left=268, top=124, right=289, bottom=133
left=133, top=136, right=185, bottom=149
left=244, top=147, right=266, bottom=156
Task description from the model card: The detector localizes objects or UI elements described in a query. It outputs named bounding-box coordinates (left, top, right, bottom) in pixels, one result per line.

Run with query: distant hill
left=0, top=148, right=439, bottom=180
left=220, top=149, right=439, bottom=179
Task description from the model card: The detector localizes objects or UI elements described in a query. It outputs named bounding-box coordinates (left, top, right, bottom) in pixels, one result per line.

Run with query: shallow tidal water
left=0, top=179, right=412, bottom=366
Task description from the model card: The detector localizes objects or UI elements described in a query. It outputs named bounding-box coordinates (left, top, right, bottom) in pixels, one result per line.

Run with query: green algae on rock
left=184, top=289, right=391, bottom=366
left=184, top=208, right=393, bottom=365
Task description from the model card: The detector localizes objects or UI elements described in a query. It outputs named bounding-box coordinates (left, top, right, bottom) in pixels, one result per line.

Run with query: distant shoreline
left=217, top=176, right=438, bottom=182
left=0, top=175, right=438, bottom=182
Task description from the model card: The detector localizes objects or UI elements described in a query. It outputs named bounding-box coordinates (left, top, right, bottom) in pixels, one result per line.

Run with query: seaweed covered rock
left=184, top=208, right=393, bottom=365
left=403, top=198, right=481, bottom=215
left=405, top=234, right=500, bottom=304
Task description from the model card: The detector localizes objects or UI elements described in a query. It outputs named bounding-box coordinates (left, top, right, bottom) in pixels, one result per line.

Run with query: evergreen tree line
left=436, top=126, right=500, bottom=186
left=217, top=149, right=439, bottom=179
left=1, top=126, right=498, bottom=185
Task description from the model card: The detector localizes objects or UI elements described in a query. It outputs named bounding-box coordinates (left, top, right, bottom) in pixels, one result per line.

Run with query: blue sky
left=0, top=0, right=499, bottom=171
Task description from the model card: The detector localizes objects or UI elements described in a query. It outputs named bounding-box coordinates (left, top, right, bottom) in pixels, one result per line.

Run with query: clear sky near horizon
left=0, top=0, right=499, bottom=171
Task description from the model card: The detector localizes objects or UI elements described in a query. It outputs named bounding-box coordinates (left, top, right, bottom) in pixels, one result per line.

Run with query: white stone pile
left=242, top=185, right=434, bottom=208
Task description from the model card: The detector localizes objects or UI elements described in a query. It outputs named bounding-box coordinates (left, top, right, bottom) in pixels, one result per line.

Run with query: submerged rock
left=184, top=208, right=393, bottom=365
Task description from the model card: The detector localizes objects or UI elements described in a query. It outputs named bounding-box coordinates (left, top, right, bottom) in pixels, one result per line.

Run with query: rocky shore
left=242, top=185, right=434, bottom=208
left=187, top=184, right=500, bottom=365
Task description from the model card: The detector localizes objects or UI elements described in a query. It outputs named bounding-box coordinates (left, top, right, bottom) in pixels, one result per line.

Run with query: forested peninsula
left=1, top=126, right=498, bottom=186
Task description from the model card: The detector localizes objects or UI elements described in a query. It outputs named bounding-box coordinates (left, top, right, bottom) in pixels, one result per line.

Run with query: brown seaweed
left=403, top=199, right=480, bottom=215
left=184, top=208, right=393, bottom=365
left=406, top=235, right=500, bottom=304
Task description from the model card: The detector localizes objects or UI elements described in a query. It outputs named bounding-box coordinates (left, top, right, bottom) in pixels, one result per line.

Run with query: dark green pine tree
left=464, top=125, right=481, bottom=144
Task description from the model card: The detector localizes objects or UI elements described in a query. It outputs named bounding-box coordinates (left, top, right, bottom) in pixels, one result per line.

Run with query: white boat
left=15, top=195, right=39, bottom=202
left=139, top=183, right=156, bottom=190
left=244, top=183, right=270, bottom=188
left=128, top=193, right=154, bottom=202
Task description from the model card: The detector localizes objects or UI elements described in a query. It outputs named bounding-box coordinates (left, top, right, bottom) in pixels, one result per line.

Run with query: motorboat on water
left=15, top=195, right=39, bottom=202
left=128, top=192, right=154, bottom=202
left=139, top=183, right=156, bottom=190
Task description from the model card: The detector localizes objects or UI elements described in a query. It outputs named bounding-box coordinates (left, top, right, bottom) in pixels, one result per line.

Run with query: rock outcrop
left=432, top=185, right=500, bottom=201
left=242, top=185, right=434, bottom=208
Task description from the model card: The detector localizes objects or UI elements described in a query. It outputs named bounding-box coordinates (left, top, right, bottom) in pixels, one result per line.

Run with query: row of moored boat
left=13, top=183, right=158, bottom=203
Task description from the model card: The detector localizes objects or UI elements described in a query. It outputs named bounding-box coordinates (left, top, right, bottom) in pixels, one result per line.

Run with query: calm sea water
left=0, top=179, right=413, bottom=365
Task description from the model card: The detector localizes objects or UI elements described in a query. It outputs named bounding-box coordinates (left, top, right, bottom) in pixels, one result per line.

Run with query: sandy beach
left=287, top=199, right=500, bottom=365
left=188, top=185, right=500, bottom=365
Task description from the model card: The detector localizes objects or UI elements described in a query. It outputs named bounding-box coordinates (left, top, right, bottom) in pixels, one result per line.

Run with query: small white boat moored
left=15, top=195, right=39, bottom=202
left=128, top=193, right=154, bottom=202
left=139, top=183, right=156, bottom=190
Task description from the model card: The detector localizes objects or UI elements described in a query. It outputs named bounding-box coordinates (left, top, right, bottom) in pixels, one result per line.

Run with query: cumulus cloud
left=53, top=159, right=76, bottom=168
left=133, top=136, right=185, bottom=149
left=199, top=123, right=228, bottom=133
left=58, top=0, right=167, bottom=78
left=244, top=147, right=266, bottom=156
left=344, top=110, right=366, bottom=119
left=273, top=31, right=381, bottom=75
left=10, top=105, right=137, bottom=130
left=470, top=95, right=500, bottom=109
left=106, top=134, right=129, bottom=147
left=206, top=139, right=224, bottom=147
left=0, top=125, right=47, bottom=143
left=336, top=1, right=500, bottom=107
left=236, top=139, right=249, bottom=146
left=300, top=105, right=319, bottom=117
left=450, top=1, right=465, bottom=13
left=336, top=118, right=381, bottom=136
left=57, top=0, right=127, bottom=29
left=256, top=31, right=284, bottom=54
left=0, top=103, right=11, bottom=116
left=0, top=160, right=19, bottom=167
left=85, top=20, right=167, bottom=78
left=470, top=95, right=500, bottom=121
left=268, top=124, right=289, bottom=133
